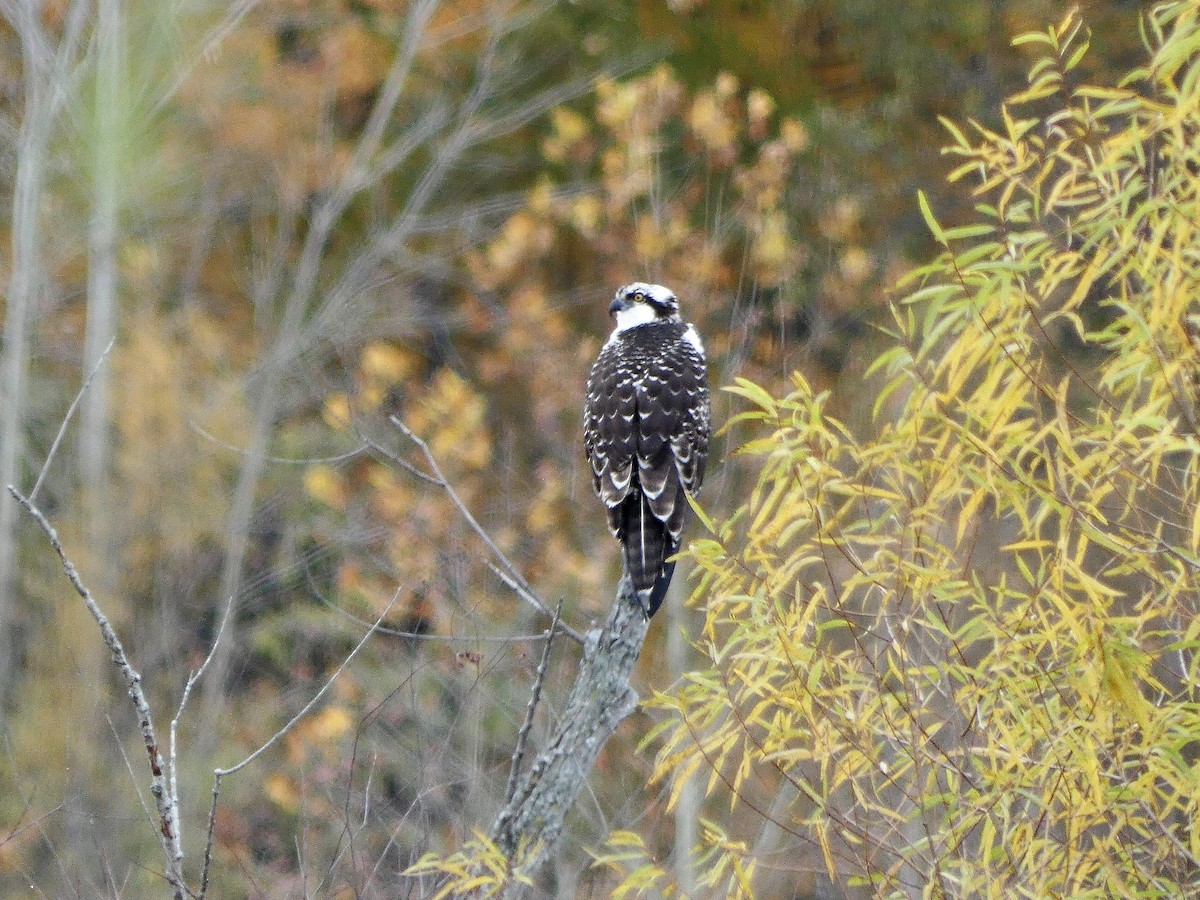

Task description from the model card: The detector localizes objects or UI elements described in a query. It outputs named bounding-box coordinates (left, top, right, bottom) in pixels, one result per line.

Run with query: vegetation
left=600, top=4, right=1200, bottom=896
left=2, top=0, right=1194, bottom=897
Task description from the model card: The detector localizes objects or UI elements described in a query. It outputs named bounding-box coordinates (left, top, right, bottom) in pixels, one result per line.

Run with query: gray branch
left=7, top=486, right=188, bottom=900
left=488, top=572, right=648, bottom=891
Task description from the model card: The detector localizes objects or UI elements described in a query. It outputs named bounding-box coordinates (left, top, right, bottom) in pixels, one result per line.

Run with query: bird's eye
left=632, top=291, right=645, bottom=301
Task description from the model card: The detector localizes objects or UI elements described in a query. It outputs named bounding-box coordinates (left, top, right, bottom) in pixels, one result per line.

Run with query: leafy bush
left=632, top=5, right=1200, bottom=896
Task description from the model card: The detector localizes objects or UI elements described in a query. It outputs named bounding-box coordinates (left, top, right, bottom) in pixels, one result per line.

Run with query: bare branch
left=30, top=336, right=115, bottom=503
left=190, top=421, right=370, bottom=467
left=149, top=0, right=263, bottom=116
left=7, top=486, right=188, bottom=900
left=307, top=568, right=553, bottom=644
left=389, top=414, right=585, bottom=645
left=362, top=433, right=442, bottom=487
left=198, top=776, right=220, bottom=900
left=266, top=0, right=443, bottom=367
left=197, top=592, right=397, bottom=898
left=214, top=591, right=398, bottom=778
left=104, top=711, right=158, bottom=839
left=485, top=561, right=573, bottom=636
left=0, top=803, right=64, bottom=852
left=200, top=0, right=447, bottom=725
left=366, top=103, right=451, bottom=184
left=338, top=0, right=441, bottom=193
left=505, top=600, right=561, bottom=805
left=168, top=592, right=234, bottom=866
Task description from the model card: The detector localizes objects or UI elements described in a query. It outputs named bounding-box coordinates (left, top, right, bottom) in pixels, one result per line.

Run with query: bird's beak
left=609, top=296, right=630, bottom=317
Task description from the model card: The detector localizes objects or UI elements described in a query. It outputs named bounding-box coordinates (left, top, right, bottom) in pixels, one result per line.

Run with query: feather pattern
left=584, top=284, right=710, bottom=617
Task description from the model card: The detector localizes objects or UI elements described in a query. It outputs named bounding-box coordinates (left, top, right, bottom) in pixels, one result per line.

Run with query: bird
left=584, top=282, right=711, bottom=618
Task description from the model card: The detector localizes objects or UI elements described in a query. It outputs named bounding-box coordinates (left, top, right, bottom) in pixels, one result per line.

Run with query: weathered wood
left=489, top=572, right=648, bottom=892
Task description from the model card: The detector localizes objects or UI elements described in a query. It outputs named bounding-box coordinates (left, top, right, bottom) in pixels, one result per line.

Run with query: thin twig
left=307, top=568, right=552, bottom=643
left=388, top=415, right=584, bottom=645
left=0, top=804, right=64, bottom=851
left=214, top=591, right=399, bottom=778
left=7, top=486, right=188, bottom=899
left=198, top=592, right=397, bottom=898
left=362, top=433, right=441, bottom=486
left=104, top=711, right=157, bottom=834
left=168, top=593, right=234, bottom=866
left=190, top=421, right=370, bottom=466
left=484, top=561, right=565, bottom=631
left=198, top=775, right=220, bottom=900
left=505, top=601, right=561, bottom=805
left=149, top=0, right=262, bottom=116
left=30, top=336, right=114, bottom=502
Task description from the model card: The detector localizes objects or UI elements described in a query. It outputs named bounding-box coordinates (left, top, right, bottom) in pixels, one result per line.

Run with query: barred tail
left=620, top=492, right=678, bottom=618
left=645, top=558, right=677, bottom=618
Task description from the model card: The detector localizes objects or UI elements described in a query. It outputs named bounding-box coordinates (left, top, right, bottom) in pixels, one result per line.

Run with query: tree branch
left=387, top=415, right=585, bottom=646
left=487, top=573, right=648, bottom=891
left=197, top=592, right=398, bottom=898
left=505, top=600, right=561, bottom=806
left=7, top=486, right=188, bottom=900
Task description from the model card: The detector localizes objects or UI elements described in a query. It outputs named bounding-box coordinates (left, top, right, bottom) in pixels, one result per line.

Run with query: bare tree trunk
left=0, top=3, right=51, bottom=714
left=198, top=382, right=276, bottom=734
left=489, top=573, right=648, bottom=894
left=197, top=0, right=469, bottom=732
left=80, top=0, right=122, bottom=562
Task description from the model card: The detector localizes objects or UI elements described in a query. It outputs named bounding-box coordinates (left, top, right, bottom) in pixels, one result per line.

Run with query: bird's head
left=609, top=282, right=679, bottom=332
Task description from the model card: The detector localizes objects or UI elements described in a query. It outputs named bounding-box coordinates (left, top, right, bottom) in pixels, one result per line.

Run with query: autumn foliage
left=1, top=0, right=1191, bottom=897
left=602, top=5, right=1200, bottom=896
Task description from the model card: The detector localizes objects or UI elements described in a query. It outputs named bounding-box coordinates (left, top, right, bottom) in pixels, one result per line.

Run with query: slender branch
left=169, top=593, right=234, bottom=867
left=197, top=592, right=396, bottom=898
left=190, top=421, right=370, bottom=467
left=104, top=711, right=158, bottom=837
left=7, top=486, right=188, bottom=900
left=264, top=0, right=442, bottom=371
left=484, top=561, right=563, bottom=630
left=198, top=776, right=220, bottom=900
left=307, top=568, right=552, bottom=643
left=389, top=415, right=584, bottom=645
left=30, top=336, right=115, bottom=502
left=362, top=433, right=442, bottom=487
left=200, top=0, right=446, bottom=727
left=367, top=103, right=451, bottom=184
left=0, top=803, right=64, bottom=851
left=505, top=600, right=561, bottom=805
left=149, top=0, right=263, bottom=116
left=215, top=592, right=398, bottom=778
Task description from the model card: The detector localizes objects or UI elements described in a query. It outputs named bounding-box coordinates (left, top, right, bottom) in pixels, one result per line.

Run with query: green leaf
left=724, top=378, right=778, bottom=414
left=1011, top=31, right=1055, bottom=48
left=917, top=189, right=946, bottom=246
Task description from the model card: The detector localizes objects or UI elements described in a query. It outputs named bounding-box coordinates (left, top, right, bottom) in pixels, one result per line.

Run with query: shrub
left=638, top=5, right=1200, bottom=896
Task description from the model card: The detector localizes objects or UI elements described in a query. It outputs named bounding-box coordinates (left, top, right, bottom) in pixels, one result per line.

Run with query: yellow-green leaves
left=648, top=4, right=1200, bottom=896
left=917, top=189, right=946, bottom=246
left=406, top=831, right=535, bottom=898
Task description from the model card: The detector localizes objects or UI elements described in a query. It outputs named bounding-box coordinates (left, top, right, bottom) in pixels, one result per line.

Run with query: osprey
left=584, top=282, right=711, bottom=617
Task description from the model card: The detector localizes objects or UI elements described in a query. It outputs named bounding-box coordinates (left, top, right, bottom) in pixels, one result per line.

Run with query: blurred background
left=0, top=1, right=1155, bottom=896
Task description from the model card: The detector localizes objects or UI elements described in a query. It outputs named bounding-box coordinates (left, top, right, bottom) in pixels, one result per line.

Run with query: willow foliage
left=636, top=4, right=1200, bottom=897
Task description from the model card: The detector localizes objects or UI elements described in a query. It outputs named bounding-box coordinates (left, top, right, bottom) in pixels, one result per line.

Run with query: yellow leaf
left=305, top=465, right=345, bottom=509
left=264, top=773, right=300, bottom=812
left=310, top=705, right=354, bottom=742
left=322, top=392, right=351, bottom=429
left=361, top=341, right=418, bottom=384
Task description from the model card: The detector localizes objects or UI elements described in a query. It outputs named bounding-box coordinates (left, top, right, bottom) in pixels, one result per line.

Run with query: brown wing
left=634, top=332, right=710, bottom=545
left=584, top=339, right=637, bottom=536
